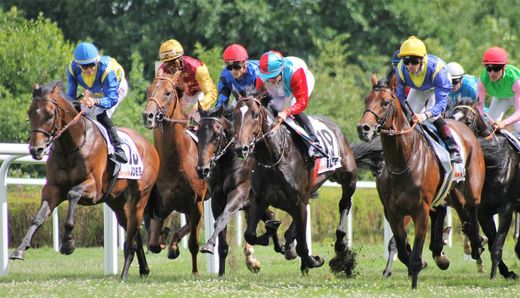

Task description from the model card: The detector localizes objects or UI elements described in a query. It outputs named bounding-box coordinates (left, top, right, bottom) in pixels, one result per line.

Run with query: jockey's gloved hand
left=412, top=113, right=428, bottom=124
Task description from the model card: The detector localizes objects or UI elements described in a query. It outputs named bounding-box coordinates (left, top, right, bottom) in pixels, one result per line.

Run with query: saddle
left=419, top=122, right=466, bottom=207
left=501, top=130, right=520, bottom=153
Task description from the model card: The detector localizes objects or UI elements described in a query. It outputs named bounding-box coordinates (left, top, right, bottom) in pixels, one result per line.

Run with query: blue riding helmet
left=73, top=42, right=100, bottom=65
left=391, top=50, right=400, bottom=66
left=259, top=51, right=284, bottom=80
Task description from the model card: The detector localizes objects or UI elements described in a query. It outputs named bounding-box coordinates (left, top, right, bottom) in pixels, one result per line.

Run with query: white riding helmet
left=446, top=62, right=465, bottom=80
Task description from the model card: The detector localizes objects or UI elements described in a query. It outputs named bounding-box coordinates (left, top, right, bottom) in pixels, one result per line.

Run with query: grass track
left=1, top=240, right=520, bottom=297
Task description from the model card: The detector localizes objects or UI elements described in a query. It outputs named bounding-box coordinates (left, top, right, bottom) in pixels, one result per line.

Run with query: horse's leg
left=186, top=200, right=204, bottom=275
left=297, top=202, right=324, bottom=275
left=283, top=221, right=298, bottom=260
left=334, top=182, right=355, bottom=254
left=244, top=196, right=270, bottom=247
left=430, top=203, right=449, bottom=270
left=201, top=190, right=245, bottom=254
left=167, top=213, right=191, bottom=260
left=259, top=208, right=284, bottom=254
left=217, top=225, right=229, bottom=276
left=382, top=216, right=411, bottom=278
left=409, top=203, right=429, bottom=290
left=10, top=186, right=62, bottom=260
left=148, top=217, right=165, bottom=253
left=491, top=204, right=517, bottom=279
left=244, top=242, right=260, bottom=273
left=60, top=184, right=89, bottom=255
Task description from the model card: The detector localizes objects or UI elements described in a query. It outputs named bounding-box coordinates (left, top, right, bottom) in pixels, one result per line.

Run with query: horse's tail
left=351, top=135, right=384, bottom=177
left=145, top=183, right=163, bottom=220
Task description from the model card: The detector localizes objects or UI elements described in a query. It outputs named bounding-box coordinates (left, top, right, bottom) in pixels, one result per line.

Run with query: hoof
left=148, top=245, right=162, bottom=254
left=60, top=241, right=76, bottom=255
left=168, top=248, right=180, bottom=259
left=246, top=260, right=261, bottom=273
left=284, top=244, right=297, bottom=260
left=274, top=244, right=285, bottom=254
left=434, top=253, right=450, bottom=270
left=265, top=220, right=281, bottom=231
left=140, top=267, right=150, bottom=278
left=382, top=270, right=392, bottom=278
left=9, top=250, right=25, bottom=260
left=505, top=271, right=519, bottom=280
left=200, top=243, right=215, bottom=254
left=309, top=255, right=325, bottom=268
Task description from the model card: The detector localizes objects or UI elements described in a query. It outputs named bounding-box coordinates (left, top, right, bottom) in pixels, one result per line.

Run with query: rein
left=364, top=87, right=416, bottom=136
left=31, top=98, right=88, bottom=154
left=147, top=76, right=190, bottom=125
left=199, top=116, right=236, bottom=167
left=452, top=105, right=497, bottom=140
left=235, top=97, right=287, bottom=168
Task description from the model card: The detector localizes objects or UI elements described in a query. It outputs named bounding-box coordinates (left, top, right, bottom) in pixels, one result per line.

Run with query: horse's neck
left=156, top=122, right=191, bottom=161
left=380, top=119, right=416, bottom=172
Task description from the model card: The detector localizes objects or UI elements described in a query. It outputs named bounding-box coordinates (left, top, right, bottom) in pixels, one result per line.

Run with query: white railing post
left=235, top=212, right=242, bottom=247
left=179, top=213, right=188, bottom=249
left=52, top=209, right=60, bottom=252
left=383, top=217, right=393, bottom=260
left=204, top=198, right=218, bottom=274
left=118, top=226, right=125, bottom=251
left=0, top=155, right=17, bottom=276
left=103, top=204, right=118, bottom=275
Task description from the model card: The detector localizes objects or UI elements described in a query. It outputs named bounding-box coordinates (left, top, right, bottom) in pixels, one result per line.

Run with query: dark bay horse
left=451, top=103, right=520, bottom=279
left=10, top=81, right=160, bottom=280
left=357, top=75, right=486, bottom=289
left=233, top=96, right=358, bottom=274
left=142, top=71, right=208, bottom=275
left=195, top=106, right=284, bottom=276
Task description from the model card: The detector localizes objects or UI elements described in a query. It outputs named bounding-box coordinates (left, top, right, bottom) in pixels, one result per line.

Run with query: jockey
left=395, top=36, right=462, bottom=163
left=446, top=62, right=478, bottom=114
left=477, top=47, right=520, bottom=132
left=256, top=50, right=323, bottom=158
left=216, top=44, right=260, bottom=109
left=157, top=39, right=217, bottom=122
left=67, top=42, right=128, bottom=163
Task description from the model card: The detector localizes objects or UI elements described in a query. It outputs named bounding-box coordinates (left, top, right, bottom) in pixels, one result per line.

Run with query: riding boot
left=97, top=112, right=128, bottom=163
left=294, top=113, right=325, bottom=158
left=435, top=119, right=462, bottom=164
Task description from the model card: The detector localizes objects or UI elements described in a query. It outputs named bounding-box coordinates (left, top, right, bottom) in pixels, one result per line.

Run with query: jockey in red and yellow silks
left=157, top=39, right=217, bottom=121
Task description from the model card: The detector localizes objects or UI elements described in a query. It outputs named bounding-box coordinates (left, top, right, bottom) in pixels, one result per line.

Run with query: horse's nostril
left=362, top=125, right=370, bottom=132
left=147, top=113, right=154, bottom=119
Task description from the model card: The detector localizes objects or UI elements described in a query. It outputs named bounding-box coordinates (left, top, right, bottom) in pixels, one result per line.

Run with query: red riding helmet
left=223, top=44, right=248, bottom=62
left=482, top=47, right=508, bottom=65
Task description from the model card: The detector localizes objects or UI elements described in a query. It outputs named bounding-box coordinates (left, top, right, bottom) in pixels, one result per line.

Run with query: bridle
left=235, top=97, right=286, bottom=168
left=146, top=76, right=189, bottom=125
left=198, top=116, right=235, bottom=169
left=30, top=98, right=87, bottom=154
left=362, top=87, right=416, bottom=136
left=451, top=105, right=497, bottom=140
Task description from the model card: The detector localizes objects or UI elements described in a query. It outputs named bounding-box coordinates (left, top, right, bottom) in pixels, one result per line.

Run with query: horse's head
left=357, top=73, right=405, bottom=142
left=451, top=102, right=494, bottom=137
left=143, top=71, right=185, bottom=129
left=232, top=96, right=266, bottom=159
left=27, top=82, right=70, bottom=160
left=196, top=105, right=233, bottom=178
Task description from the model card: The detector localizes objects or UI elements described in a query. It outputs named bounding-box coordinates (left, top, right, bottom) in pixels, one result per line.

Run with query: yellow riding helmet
left=159, top=39, right=184, bottom=62
left=398, top=36, right=427, bottom=58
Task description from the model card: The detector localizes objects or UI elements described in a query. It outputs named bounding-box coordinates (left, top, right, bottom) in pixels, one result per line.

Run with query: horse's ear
left=32, top=84, right=42, bottom=98
left=156, top=68, right=164, bottom=77
left=388, top=72, right=397, bottom=91
left=370, top=72, right=378, bottom=87
left=197, top=101, right=205, bottom=117
left=51, top=81, right=62, bottom=94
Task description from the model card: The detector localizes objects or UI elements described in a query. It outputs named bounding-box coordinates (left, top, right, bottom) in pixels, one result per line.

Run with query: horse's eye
left=164, top=92, right=171, bottom=97
left=381, top=100, right=390, bottom=107
left=252, top=111, right=259, bottom=119
left=46, top=113, right=54, bottom=121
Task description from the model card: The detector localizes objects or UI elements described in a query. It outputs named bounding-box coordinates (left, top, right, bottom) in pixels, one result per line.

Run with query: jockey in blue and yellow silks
left=67, top=42, right=128, bottom=163
left=395, top=36, right=461, bottom=163
left=216, top=44, right=259, bottom=109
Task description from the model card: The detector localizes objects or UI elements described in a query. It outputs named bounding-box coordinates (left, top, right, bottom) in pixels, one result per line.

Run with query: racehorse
left=233, top=96, right=358, bottom=274
left=195, top=106, right=285, bottom=275
left=451, top=102, right=520, bottom=279
left=142, top=71, right=208, bottom=275
left=10, top=81, right=160, bottom=280
left=357, top=74, right=486, bottom=289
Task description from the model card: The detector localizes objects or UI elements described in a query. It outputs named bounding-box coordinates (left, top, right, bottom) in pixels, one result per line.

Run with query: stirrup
left=449, top=150, right=462, bottom=164
left=113, top=147, right=128, bottom=163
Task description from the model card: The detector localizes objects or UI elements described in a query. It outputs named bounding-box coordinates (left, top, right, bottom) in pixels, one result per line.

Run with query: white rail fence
left=4, top=143, right=518, bottom=277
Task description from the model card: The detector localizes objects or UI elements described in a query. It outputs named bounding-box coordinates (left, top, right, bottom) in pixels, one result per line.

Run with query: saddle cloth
left=420, top=122, right=466, bottom=207
left=89, top=117, right=144, bottom=179
left=284, top=116, right=342, bottom=175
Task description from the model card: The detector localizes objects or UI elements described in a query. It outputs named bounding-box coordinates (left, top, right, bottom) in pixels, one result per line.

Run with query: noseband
left=147, top=76, right=189, bottom=125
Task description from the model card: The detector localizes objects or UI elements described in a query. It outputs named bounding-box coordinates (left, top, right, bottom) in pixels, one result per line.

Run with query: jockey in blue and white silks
left=395, top=36, right=461, bottom=163
left=67, top=42, right=128, bottom=163
left=217, top=60, right=260, bottom=108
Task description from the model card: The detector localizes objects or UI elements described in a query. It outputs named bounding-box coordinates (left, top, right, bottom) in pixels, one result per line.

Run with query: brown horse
left=233, top=96, right=358, bottom=274
left=10, top=81, right=160, bottom=280
left=142, top=71, right=208, bottom=275
left=357, top=75, right=486, bottom=289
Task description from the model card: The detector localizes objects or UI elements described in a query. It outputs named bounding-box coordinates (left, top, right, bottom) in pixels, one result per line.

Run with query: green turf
left=1, top=240, right=520, bottom=297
